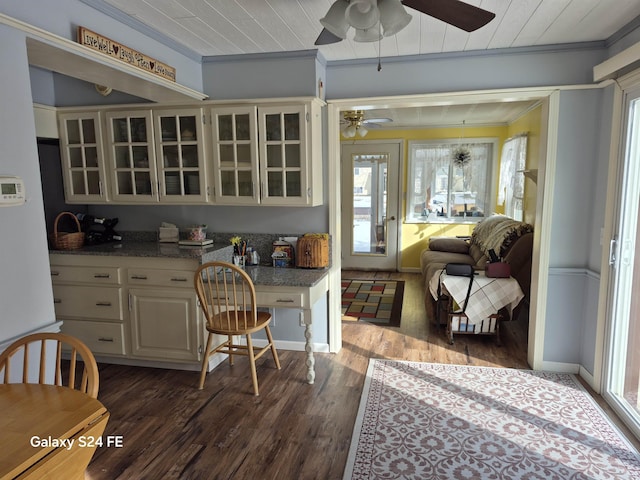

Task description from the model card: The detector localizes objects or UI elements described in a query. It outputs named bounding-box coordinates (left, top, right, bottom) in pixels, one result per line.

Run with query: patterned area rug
left=344, top=360, right=640, bottom=480
left=341, top=279, right=405, bottom=327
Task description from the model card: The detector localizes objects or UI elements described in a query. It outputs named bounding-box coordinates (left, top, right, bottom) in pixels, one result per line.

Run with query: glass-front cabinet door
left=258, top=104, right=309, bottom=206
left=104, top=110, right=157, bottom=203
left=58, top=112, right=107, bottom=203
left=210, top=106, right=259, bottom=204
left=153, top=108, right=207, bottom=203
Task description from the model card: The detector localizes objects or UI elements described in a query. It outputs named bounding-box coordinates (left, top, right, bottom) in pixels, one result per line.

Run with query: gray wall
left=543, top=88, right=612, bottom=372
left=326, top=46, right=607, bottom=99
left=88, top=204, right=330, bottom=236
left=0, top=25, right=56, bottom=341
left=1, top=0, right=203, bottom=92
left=202, top=50, right=325, bottom=100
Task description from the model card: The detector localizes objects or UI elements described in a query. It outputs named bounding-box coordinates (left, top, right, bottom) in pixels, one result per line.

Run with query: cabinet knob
left=98, top=337, right=114, bottom=343
left=171, top=277, right=188, bottom=282
left=94, top=273, right=111, bottom=279
left=53, top=298, right=61, bottom=304
left=51, top=271, right=60, bottom=277
left=96, top=301, right=112, bottom=307
left=131, top=275, right=148, bottom=280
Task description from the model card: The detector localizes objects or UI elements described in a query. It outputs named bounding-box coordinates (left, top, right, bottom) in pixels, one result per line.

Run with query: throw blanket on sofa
left=472, top=215, right=534, bottom=257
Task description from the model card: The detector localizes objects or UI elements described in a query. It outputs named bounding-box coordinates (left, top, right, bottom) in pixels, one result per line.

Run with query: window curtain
left=498, top=134, right=528, bottom=220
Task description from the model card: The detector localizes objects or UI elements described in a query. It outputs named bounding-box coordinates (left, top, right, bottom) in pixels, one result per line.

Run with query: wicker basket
left=50, top=212, right=85, bottom=250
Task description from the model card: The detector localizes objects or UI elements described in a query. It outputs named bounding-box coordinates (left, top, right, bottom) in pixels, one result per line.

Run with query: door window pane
left=351, top=154, right=388, bottom=255
left=81, top=119, right=96, bottom=143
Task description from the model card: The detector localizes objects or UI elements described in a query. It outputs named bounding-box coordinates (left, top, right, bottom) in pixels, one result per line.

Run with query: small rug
left=341, top=279, right=404, bottom=327
left=344, top=360, right=640, bottom=480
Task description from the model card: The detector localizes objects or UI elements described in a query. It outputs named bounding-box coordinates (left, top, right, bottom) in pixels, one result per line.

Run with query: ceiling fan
left=341, top=110, right=393, bottom=138
left=315, top=0, right=496, bottom=46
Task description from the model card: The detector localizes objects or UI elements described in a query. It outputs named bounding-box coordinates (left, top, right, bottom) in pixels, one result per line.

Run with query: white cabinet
left=50, top=262, right=126, bottom=356
left=49, top=255, right=205, bottom=367
left=129, top=288, right=201, bottom=362
left=210, top=99, right=323, bottom=206
left=210, top=105, right=260, bottom=204
left=61, top=107, right=208, bottom=204
left=152, top=108, right=208, bottom=203
left=104, top=109, right=157, bottom=203
left=57, top=97, right=323, bottom=206
left=57, top=112, right=109, bottom=203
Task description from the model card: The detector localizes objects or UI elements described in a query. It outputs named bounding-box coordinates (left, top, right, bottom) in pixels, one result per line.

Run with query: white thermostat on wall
left=0, top=176, right=26, bottom=206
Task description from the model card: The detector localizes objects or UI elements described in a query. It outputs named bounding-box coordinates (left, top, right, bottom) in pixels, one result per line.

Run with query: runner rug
left=341, top=279, right=404, bottom=327
left=344, top=360, right=640, bottom=480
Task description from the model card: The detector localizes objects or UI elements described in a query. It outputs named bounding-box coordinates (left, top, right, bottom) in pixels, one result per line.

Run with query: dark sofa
left=420, top=215, right=534, bottom=324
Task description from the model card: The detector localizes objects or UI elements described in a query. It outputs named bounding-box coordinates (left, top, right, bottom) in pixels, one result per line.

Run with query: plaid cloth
left=429, top=270, right=524, bottom=325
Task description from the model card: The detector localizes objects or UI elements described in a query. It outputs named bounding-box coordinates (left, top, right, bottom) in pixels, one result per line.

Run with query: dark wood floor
left=87, top=271, right=639, bottom=479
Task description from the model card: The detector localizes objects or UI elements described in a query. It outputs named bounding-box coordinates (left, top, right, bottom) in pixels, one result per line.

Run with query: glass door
left=604, top=87, right=640, bottom=439
left=154, top=109, right=207, bottom=203
left=211, top=106, right=259, bottom=204
left=58, top=112, right=107, bottom=202
left=258, top=104, right=308, bottom=205
left=341, top=142, right=400, bottom=270
left=105, top=110, right=157, bottom=203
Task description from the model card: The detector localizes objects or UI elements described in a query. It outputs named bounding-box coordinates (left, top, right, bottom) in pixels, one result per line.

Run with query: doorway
left=341, top=141, right=400, bottom=270
left=603, top=85, right=640, bottom=439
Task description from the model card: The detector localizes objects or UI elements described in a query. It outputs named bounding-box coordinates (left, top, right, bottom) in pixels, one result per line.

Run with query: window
left=497, top=134, right=528, bottom=221
left=406, top=139, right=497, bottom=223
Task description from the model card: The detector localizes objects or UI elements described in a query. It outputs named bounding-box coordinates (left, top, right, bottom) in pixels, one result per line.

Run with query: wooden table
left=0, top=384, right=109, bottom=480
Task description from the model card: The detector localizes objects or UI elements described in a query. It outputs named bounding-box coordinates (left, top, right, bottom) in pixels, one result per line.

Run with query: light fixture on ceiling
left=320, top=0, right=412, bottom=44
left=342, top=110, right=369, bottom=138
left=94, top=84, right=112, bottom=96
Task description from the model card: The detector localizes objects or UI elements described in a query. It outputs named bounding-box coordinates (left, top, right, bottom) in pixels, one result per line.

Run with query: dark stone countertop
left=50, top=241, right=330, bottom=288
left=50, top=241, right=233, bottom=262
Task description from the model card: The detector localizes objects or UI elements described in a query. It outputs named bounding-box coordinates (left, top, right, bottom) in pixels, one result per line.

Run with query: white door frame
left=341, top=140, right=403, bottom=270
left=326, top=89, right=558, bottom=366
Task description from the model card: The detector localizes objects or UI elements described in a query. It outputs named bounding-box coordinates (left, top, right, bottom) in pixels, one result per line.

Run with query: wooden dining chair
left=194, top=261, right=281, bottom=395
left=0, top=332, right=100, bottom=398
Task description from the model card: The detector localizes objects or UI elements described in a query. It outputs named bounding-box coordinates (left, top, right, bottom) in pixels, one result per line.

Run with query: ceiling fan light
left=378, top=0, right=412, bottom=37
left=353, top=25, right=382, bottom=43
left=346, top=0, right=379, bottom=30
left=343, top=124, right=357, bottom=138
left=320, top=0, right=350, bottom=39
left=357, top=125, right=369, bottom=137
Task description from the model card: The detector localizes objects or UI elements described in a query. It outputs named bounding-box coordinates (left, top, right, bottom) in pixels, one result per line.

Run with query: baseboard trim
left=540, top=360, right=581, bottom=374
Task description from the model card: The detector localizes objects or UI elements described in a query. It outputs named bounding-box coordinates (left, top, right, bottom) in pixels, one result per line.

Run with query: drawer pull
left=94, top=273, right=111, bottom=279
left=53, top=298, right=61, bottom=304
left=131, top=275, right=148, bottom=280
left=96, top=302, right=112, bottom=307
left=98, top=337, right=114, bottom=343
left=276, top=299, right=295, bottom=303
left=50, top=271, right=60, bottom=276
left=171, top=277, right=188, bottom=282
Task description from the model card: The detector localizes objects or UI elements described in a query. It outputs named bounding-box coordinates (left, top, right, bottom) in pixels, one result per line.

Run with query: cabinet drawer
left=53, top=285, right=124, bottom=320
left=127, top=269, right=193, bottom=288
left=50, top=265, right=121, bottom=285
left=256, top=291, right=304, bottom=308
left=62, top=320, right=126, bottom=355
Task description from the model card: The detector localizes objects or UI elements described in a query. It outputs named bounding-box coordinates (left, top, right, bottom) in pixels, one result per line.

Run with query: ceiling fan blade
left=314, top=28, right=343, bottom=46
left=363, top=117, right=393, bottom=124
left=402, top=0, right=496, bottom=32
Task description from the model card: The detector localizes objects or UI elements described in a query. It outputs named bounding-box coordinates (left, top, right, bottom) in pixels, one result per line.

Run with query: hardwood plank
left=86, top=272, right=640, bottom=479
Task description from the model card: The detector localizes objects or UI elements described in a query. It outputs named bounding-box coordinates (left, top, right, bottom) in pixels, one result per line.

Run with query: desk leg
left=302, top=309, right=315, bottom=384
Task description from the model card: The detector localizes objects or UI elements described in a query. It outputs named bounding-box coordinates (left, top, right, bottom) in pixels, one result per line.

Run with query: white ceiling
left=85, top=0, right=640, bottom=128
left=96, top=0, right=640, bottom=62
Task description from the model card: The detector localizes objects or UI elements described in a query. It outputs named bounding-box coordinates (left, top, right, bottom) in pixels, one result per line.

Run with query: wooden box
left=296, top=235, right=329, bottom=268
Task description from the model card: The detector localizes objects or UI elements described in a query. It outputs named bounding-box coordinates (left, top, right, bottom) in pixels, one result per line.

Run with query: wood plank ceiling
left=96, top=0, right=640, bottom=62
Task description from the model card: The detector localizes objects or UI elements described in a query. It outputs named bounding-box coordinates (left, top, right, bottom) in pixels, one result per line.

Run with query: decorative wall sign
left=77, top=27, right=176, bottom=82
